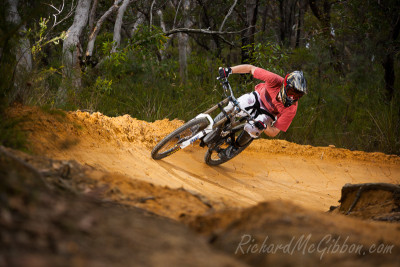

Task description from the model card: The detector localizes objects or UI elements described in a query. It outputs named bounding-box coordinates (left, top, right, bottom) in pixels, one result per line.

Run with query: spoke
left=158, top=128, right=194, bottom=155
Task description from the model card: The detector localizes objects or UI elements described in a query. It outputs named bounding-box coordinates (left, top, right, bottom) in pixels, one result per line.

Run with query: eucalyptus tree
left=4, top=0, right=32, bottom=101
left=59, top=0, right=92, bottom=102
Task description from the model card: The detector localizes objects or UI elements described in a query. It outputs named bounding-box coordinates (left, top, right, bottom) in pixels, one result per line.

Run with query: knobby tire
left=204, top=138, right=252, bottom=166
left=204, top=112, right=252, bottom=166
left=151, top=117, right=209, bottom=160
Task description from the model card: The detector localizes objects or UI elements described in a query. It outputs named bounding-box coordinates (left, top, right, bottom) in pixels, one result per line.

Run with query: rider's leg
left=235, top=130, right=253, bottom=147
left=218, top=93, right=270, bottom=159
left=224, top=92, right=257, bottom=117
left=237, top=114, right=272, bottom=143
left=220, top=113, right=273, bottom=159
left=204, top=94, right=250, bottom=145
left=219, top=131, right=252, bottom=159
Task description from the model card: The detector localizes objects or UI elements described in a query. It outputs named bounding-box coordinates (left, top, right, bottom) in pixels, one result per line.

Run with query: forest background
left=1, top=0, right=399, bottom=154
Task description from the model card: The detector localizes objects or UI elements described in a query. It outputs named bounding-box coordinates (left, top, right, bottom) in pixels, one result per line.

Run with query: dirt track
left=4, top=106, right=400, bottom=266
left=11, top=106, right=400, bottom=211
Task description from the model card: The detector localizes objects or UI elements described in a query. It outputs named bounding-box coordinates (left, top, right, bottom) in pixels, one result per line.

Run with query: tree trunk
left=86, top=0, right=121, bottom=58
left=241, top=0, right=259, bottom=64
left=158, top=9, right=167, bottom=34
left=149, top=0, right=156, bottom=29
left=6, top=0, right=33, bottom=103
left=295, top=0, right=307, bottom=48
left=7, top=0, right=32, bottom=72
left=309, top=0, right=342, bottom=72
left=178, top=31, right=188, bottom=82
left=178, top=0, right=191, bottom=84
left=88, top=0, right=98, bottom=35
left=112, top=0, right=131, bottom=53
left=59, top=0, right=92, bottom=103
left=278, top=0, right=298, bottom=48
left=197, top=0, right=221, bottom=58
left=261, top=4, right=268, bottom=34
left=382, top=13, right=400, bottom=103
left=382, top=53, right=395, bottom=102
left=130, top=11, right=145, bottom=36
left=157, top=9, right=172, bottom=60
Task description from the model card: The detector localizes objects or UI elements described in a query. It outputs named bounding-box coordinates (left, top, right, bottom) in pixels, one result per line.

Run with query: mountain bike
left=151, top=75, right=257, bottom=166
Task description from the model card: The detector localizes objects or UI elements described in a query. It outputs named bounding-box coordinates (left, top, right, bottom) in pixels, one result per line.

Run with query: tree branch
left=45, top=0, right=77, bottom=30
left=164, top=27, right=247, bottom=36
left=159, top=27, right=248, bottom=47
left=219, top=0, right=238, bottom=32
left=149, top=0, right=156, bottom=29
left=86, top=0, right=122, bottom=57
left=173, top=0, right=182, bottom=28
left=112, top=0, right=131, bottom=52
left=88, top=0, right=98, bottom=34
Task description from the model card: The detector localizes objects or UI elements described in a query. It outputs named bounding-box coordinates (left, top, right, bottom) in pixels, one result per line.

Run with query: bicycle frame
left=177, top=78, right=255, bottom=150
left=178, top=113, right=214, bottom=149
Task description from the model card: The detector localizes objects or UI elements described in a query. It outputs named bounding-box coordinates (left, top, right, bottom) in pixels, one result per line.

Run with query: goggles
left=285, top=86, right=304, bottom=101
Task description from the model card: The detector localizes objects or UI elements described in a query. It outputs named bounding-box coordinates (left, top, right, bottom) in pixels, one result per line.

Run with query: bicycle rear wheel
left=151, top=117, right=209, bottom=160
left=204, top=137, right=252, bottom=166
left=204, top=113, right=252, bottom=166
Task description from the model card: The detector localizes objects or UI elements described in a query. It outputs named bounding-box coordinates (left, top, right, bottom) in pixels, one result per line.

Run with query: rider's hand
left=219, top=67, right=232, bottom=79
left=254, top=120, right=266, bottom=130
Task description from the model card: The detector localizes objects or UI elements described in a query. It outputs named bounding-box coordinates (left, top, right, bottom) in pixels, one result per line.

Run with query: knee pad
left=244, top=123, right=262, bottom=138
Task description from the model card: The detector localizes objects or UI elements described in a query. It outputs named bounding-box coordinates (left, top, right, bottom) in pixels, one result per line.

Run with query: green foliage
left=1, top=15, right=65, bottom=106
left=129, top=25, right=169, bottom=53
left=248, top=42, right=289, bottom=75
left=94, top=77, right=113, bottom=95
left=40, top=105, right=67, bottom=117
left=1, top=0, right=398, bottom=155
left=282, top=44, right=400, bottom=154
left=101, top=41, right=128, bottom=68
left=29, top=17, right=66, bottom=60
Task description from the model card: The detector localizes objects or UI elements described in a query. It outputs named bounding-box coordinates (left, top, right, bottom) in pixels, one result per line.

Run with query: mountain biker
left=218, top=64, right=308, bottom=159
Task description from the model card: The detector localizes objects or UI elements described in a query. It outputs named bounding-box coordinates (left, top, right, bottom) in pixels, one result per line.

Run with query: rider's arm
left=232, top=64, right=280, bottom=137
left=264, top=123, right=280, bottom=137
left=231, top=65, right=257, bottom=75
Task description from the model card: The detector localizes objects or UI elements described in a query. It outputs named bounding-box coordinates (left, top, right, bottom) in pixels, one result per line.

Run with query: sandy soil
left=3, top=105, right=400, bottom=266
left=11, top=106, right=400, bottom=212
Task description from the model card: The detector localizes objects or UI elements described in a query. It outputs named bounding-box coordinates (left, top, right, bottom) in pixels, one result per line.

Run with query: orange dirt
left=9, top=105, right=400, bottom=212
left=4, top=105, right=400, bottom=266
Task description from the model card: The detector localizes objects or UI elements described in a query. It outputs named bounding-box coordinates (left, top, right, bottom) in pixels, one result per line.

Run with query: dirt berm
left=1, top=105, right=400, bottom=266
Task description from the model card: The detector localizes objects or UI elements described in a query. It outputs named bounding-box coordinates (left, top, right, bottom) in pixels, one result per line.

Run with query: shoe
left=218, top=145, right=239, bottom=160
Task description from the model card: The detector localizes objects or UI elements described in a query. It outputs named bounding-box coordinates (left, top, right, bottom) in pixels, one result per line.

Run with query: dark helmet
left=280, top=71, right=308, bottom=107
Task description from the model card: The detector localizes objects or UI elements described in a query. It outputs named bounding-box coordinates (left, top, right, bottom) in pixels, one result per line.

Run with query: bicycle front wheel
left=151, top=117, right=209, bottom=160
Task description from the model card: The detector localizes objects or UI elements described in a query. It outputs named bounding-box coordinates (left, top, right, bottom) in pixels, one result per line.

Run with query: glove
left=254, top=120, right=266, bottom=130
left=218, top=67, right=232, bottom=79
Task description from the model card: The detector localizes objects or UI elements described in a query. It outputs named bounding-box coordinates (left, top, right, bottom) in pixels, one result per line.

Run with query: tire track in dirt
left=156, top=158, right=255, bottom=203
